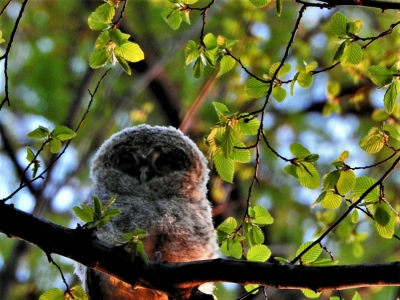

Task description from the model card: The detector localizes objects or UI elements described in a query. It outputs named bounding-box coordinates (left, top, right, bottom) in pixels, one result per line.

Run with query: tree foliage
left=2, top=0, right=400, bottom=299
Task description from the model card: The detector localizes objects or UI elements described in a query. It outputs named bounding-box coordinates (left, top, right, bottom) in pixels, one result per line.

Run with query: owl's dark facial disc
left=109, top=145, right=190, bottom=183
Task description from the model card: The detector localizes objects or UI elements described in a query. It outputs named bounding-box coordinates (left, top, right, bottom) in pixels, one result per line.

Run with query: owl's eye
left=153, top=149, right=189, bottom=171
left=115, top=151, right=139, bottom=169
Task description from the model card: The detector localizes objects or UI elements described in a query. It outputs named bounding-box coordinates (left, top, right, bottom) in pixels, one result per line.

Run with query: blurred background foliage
left=1, top=0, right=400, bottom=299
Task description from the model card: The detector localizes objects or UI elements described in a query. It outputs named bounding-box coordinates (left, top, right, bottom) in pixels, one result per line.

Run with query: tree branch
left=1, top=202, right=400, bottom=298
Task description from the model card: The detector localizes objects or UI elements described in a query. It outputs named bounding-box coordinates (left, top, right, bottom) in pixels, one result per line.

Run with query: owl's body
left=75, top=125, right=218, bottom=299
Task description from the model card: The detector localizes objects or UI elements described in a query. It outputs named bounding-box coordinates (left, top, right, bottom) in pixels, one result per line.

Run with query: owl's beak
left=139, top=166, right=150, bottom=183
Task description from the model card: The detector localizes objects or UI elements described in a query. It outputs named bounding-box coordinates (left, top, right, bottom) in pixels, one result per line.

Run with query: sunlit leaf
left=232, top=141, right=251, bottom=163
left=115, top=42, right=144, bottom=62
left=272, top=85, right=287, bottom=102
left=247, top=244, right=271, bottom=262
left=342, top=43, right=363, bottom=67
left=245, top=77, right=270, bottom=98
left=185, top=40, right=200, bottom=65
left=269, top=62, right=291, bottom=78
left=52, top=126, right=76, bottom=141
left=359, top=127, right=385, bottom=154
left=368, top=65, right=393, bottom=87
left=39, top=288, right=64, bottom=300
left=161, top=7, right=182, bottom=30
left=332, top=41, right=346, bottom=64
left=252, top=205, right=274, bottom=225
left=336, top=169, right=356, bottom=195
left=249, top=0, right=271, bottom=8
left=213, top=147, right=234, bottom=183
left=297, top=72, right=313, bottom=88
left=375, top=218, right=394, bottom=239
left=296, top=241, right=322, bottom=263
left=384, top=81, right=399, bottom=114
left=346, top=20, right=363, bottom=36
left=374, top=204, right=391, bottom=226
left=353, top=176, right=379, bottom=203
left=290, top=142, right=311, bottom=158
left=237, top=114, right=260, bottom=135
left=89, top=48, right=111, bottom=68
left=321, top=191, right=342, bottom=209
left=383, top=123, right=400, bottom=141
left=88, top=3, right=114, bottom=30
left=49, top=139, right=62, bottom=153
left=217, top=55, right=236, bottom=77
left=69, top=285, right=88, bottom=300
left=351, top=209, right=359, bottom=223
left=302, top=289, right=322, bottom=298
left=329, top=12, right=349, bottom=37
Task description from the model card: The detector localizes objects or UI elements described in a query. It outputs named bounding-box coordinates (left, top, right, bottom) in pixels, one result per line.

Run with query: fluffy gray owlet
left=75, top=125, right=219, bottom=299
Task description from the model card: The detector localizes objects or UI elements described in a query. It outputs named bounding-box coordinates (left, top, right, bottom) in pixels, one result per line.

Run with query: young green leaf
left=89, top=48, right=111, bottom=68
left=329, top=12, right=349, bottom=37
left=193, top=57, right=204, bottom=78
left=383, top=81, right=399, bottom=114
left=323, top=170, right=340, bottom=191
left=232, top=141, right=251, bottom=163
left=346, top=20, right=362, bottom=36
left=374, top=204, right=391, bottom=226
left=341, top=43, right=363, bottom=67
left=213, top=147, right=234, bottom=183
left=336, top=169, right=356, bottom=195
left=332, top=41, right=346, bottom=64
left=27, top=126, right=50, bottom=140
left=69, top=285, right=88, bottom=300
left=247, top=244, right=271, bottom=262
left=52, top=126, right=76, bottom=141
left=297, top=162, right=320, bottom=189
left=383, top=123, right=400, bottom=141
left=296, top=241, right=322, bottom=263
left=49, top=139, right=62, bottom=153
left=251, top=205, right=274, bottom=225
left=351, top=209, right=359, bottom=224
left=269, top=62, right=291, bottom=78
left=249, top=0, right=270, bottom=8
left=115, top=41, right=144, bottom=63
left=321, top=191, right=342, bottom=209
left=39, top=288, right=64, bottom=300
left=272, top=85, right=287, bottom=102
left=72, top=204, right=94, bottom=223
left=375, top=218, right=394, bottom=239
left=185, top=40, right=199, bottom=65
left=217, top=217, right=237, bottom=234
left=88, top=3, right=115, bottom=30
left=359, top=127, right=385, bottom=154
left=290, top=142, right=311, bottom=158
left=161, top=7, right=182, bottom=30
left=302, top=289, right=321, bottom=298
left=353, top=176, right=379, bottom=203
left=245, top=77, right=270, bottom=98
left=237, top=114, right=260, bottom=135
left=217, top=55, right=236, bottom=77
left=352, top=291, right=362, bottom=300
left=26, top=147, right=36, bottom=162
left=368, top=65, right=393, bottom=87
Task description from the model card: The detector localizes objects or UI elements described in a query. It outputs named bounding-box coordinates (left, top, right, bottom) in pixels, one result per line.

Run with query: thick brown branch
left=1, top=202, right=400, bottom=297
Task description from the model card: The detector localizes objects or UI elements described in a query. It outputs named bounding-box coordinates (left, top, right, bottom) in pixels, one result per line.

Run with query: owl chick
left=75, top=125, right=218, bottom=299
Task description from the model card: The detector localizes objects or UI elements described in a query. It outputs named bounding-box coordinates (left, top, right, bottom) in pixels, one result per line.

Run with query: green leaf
left=49, top=139, right=62, bottom=153
left=353, top=176, right=379, bottom=203
left=115, top=41, right=144, bottom=63
left=383, top=123, right=400, bottom=141
left=245, top=77, right=270, bottom=98
left=311, top=259, right=339, bottom=266
left=217, top=55, right=236, bottom=77
left=88, top=3, right=115, bottom=30
left=89, top=48, right=111, bottom=68
left=290, top=72, right=299, bottom=96
left=341, top=43, right=363, bottom=67
left=247, top=244, right=271, bottom=262
left=217, top=217, right=237, bottom=234
left=337, top=169, right=356, bottom=195
left=296, top=241, right=322, bottom=263
left=331, top=150, right=349, bottom=166
left=251, top=225, right=264, bottom=244
left=249, top=0, right=270, bottom=8
left=212, top=101, right=230, bottom=122
left=182, top=9, right=191, bottom=25
left=359, top=127, right=385, bottom=154
left=72, top=204, right=94, bottom=223
left=252, top=205, right=274, bottom=225
left=193, top=57, right=204, bottom=78
left=368, top=65, right=393, bottom=86
left=52, top=126, right=76, bottom=141
left=26, top=147, right=36, bottom=162
left=302, top=289, right=322, bottom=298
left=346, top=20, right=363, bottom=36
left=232, top=141, right=251, bottom=163
left=372, top=109, right=390, bottom=122
left=70, top=285, right=88, bottom=300
left=297, top=162, right=320, bottom=189
left=352, top=291, right=362, bottom=300
left=93, top=31, right=110, bottom=50
left=161, top=7, right=182, bottom=30
left=384, top=81, right=399, bottom=114
left=269, top=62, right=291, bottom=78
left=222, top=240, right=243, bottom=259
left=272, top=85, right=287, bottom=102
left=116, top=55, right=131, bottom=75
left=237, top=114, right=260, bottom=135
left=39, top=288, right=65, bottom=300
left=297, top=72, right=313, bottom=88
left=374, top=204, right=391, bottom=226
left=323, top=170, right=340, bottom=190
left=203, top=33, right=218, bottom=51
left=284, top=164, right=298, bottom=179
left=221, top=126, right=235, bottom=158
left=351, top=209, right=359, bottom=223
left=327, top=81, right=341, bottom=97
left=375, top=217, right=394, bottom=239
left=290, top=142, right=311, bottom=158
left=321, top=191, right=342, bottom=209
left=108, top=29, right=130, bottom=47
left=329, top=12, right=349, bottom=37
left=244, top=284, right=259, bottom=294
left=332, top=41, right=346, bottom=64
left=185, top=40, right=199, bottom=65
left=93, top=195, right=103, bottom=218
left=27, top=126, right=49, bottom=139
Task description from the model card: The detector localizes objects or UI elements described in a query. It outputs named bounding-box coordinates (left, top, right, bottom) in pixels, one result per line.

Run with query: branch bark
left=315, top=0, right=400, bottom=10
left=1, top=202, right=400, bottom=298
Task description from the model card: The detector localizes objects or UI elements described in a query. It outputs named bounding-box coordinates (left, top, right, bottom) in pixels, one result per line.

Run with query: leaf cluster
left=284, top=142, right=320, bottom=190
left=206, top=102, right=259, bottom=182
left=88, top=2, right=144, bottom=74
left=120, top=229, right=149, bottom=264
left=39, top=285, right=88, bottom=300
left=216, top=205, right=274, bottom=293
left=330, top=12, right=363, bottom=67
left=72, top=195, right=121, bottom=230
left=185, top=33, right=237, bottom=79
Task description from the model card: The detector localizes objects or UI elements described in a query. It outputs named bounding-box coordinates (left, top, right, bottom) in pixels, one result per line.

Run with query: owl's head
left=90, top=125, right=209, bottom=197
